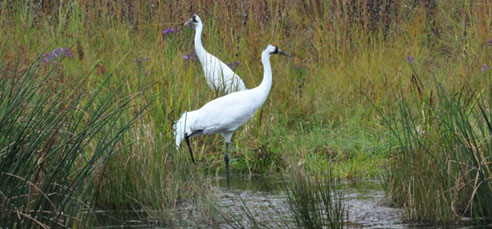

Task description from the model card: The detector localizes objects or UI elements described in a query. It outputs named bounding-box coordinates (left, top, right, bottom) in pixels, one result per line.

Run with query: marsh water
left=94, top=176, right=477, bottom=228
left=215, top=177, right=406, bottom=228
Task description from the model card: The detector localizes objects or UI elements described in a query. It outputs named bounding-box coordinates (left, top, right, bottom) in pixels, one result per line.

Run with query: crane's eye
left=270, top=46, right=279, bottom=55
left=192, top=15, right=198, bottom=23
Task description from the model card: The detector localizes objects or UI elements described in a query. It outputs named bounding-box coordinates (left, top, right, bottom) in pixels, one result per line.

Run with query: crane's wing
left=194, top=91, right=259, bottom=134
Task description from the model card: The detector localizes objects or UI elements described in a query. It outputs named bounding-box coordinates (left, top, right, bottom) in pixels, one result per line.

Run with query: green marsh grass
left=381, top=69, right=492, bottom=223
left=284, top=168, right=347, bottom=228
left=0, top=54, right=145, bottom=226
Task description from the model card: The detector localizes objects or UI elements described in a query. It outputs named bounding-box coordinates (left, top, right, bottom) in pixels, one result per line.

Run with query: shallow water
left=94, top=176, right=481, bottom=228
left=215, top=177, right=406, bottom=228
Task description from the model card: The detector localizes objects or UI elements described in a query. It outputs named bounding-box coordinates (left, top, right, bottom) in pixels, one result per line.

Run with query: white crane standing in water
left=174, top=44, right=290, bottom=190
left=184, top=14, right=247, bottom=94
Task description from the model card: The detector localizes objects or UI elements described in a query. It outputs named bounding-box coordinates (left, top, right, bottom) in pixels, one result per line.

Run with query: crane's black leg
left=225, top=142, right=230, bottom=190
left=185, top=134, right=196, bottom=164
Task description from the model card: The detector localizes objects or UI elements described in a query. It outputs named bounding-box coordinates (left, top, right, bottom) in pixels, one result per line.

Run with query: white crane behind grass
left=174, top=44, right=291, bottom=190
left=184, top=14, right=247, bottom=95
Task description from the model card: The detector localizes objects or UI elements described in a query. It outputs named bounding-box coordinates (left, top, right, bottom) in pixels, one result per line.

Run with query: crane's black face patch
left=192, top=15, right=198, bottom=23
left=270, top=46, right=279, bottom=55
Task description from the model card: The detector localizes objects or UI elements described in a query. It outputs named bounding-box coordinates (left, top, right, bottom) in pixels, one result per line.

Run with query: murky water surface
left=216, top=177, right=406, bottom=228
left=94, top=176, right=480, bottom=228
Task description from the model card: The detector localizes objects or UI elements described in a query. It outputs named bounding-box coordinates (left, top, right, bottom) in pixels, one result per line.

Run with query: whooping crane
left=174, top=44, right=291, bottom=190
left=184, top=14, right=247, bottom=95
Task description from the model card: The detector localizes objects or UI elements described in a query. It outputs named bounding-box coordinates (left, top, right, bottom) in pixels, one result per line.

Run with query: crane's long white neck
left=255, top=52, right=273, bottom=102
left=194, top=23, right=207, bottom=63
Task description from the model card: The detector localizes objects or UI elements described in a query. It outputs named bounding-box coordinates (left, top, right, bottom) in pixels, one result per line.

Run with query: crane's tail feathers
left=173, top=111, right=191, bottom=150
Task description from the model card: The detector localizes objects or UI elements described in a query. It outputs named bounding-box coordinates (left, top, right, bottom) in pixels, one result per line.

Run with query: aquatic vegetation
left=284, top=169, right=347, bottom=228
left=380, top=69, right=492, bottom=223
left=0, top=55, right=145, bottom=227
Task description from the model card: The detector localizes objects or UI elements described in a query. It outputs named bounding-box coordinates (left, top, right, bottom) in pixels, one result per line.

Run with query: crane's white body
left=188, top=14, right=247, bottom=94
left=174, top=45, right=275, bottom=148
left=174, top=44, right=289, bottom=190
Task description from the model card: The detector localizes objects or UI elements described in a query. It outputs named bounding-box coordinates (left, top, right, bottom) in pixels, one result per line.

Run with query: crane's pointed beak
left=278, top=50, right=292, bottom=57
left=184, top=18, right=193, bottom=28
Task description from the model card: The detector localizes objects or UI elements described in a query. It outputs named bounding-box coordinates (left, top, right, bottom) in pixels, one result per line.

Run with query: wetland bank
left=1, top=1, right=492, bottom=227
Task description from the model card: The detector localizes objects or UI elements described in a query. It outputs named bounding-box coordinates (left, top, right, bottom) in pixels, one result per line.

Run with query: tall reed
left=0, top=52, right=144, bottom=227
left=284, top=168, right=347, bottom=228
left=382, top=69, right=492, bottom=223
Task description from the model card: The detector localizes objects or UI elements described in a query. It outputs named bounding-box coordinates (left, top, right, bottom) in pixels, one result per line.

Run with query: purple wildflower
left=65, top=50, right=73, bottom=58
left=163, top=28, right=176, bottom=36
left=226, top=60, right=241, bottom=69
left=41, top=47, right=72, bottom=63
left=53, top=47, right=72, bottom=57
left=407, top=56, right=415, bottom=63
left=488, top=39, right=492, bottom=46
left=183, top=50, right=197, bottom=61
left=481, top=64, right=488, bottom=72
left=135, top=56, right=149, bottom=65
left=41, top=53, right=54, bottom=63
